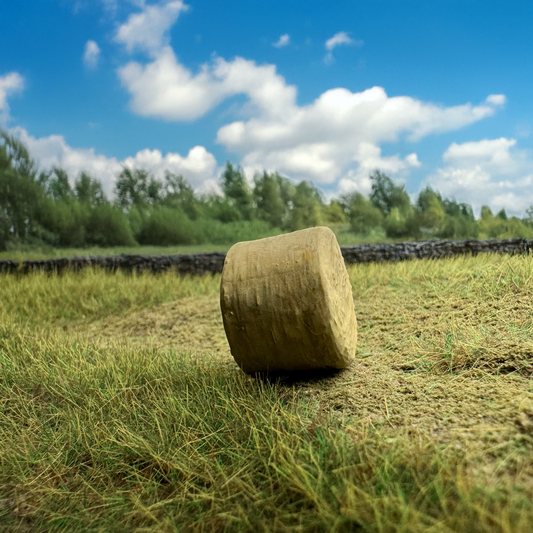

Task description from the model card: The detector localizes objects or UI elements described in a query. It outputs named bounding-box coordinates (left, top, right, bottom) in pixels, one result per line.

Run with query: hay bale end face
left=220, top=227, right=357, bottom=373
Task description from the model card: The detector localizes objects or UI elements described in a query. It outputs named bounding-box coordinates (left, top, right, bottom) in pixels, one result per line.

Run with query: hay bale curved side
left=219, top=226, right=357, bottom=373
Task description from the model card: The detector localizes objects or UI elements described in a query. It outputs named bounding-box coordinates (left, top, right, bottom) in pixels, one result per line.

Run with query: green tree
left=500, top=217, right=533, bottom=238
left=137, top=207, right=196, bottom=246
left=44, top=167, right=73, bottom=201
left=369, top=170, right=412, bottom=217
left=368, top=170, right=416, bottom=238
left=147, top=176, right=163, bottom=205
left=75, top=172, right=106, bottom=206
left=437, top=198, right=477, bottom=239
left=496, top=208, right=508, bottom=221
left=416, top=187, right=446, bottom=236
left=480, top=206, right=494, bottom=220
left=384, top=207, right=411, bottom=239
left=44, top=200, right=87, bottom=247
left=479, top=206, right=505, bottom=239
left=202, top=194, right=242, bottom=223
left=115, top=168, right=161, bottom=208
left=221, top=162, right=253, bottom=220
left=85, top=204, right=136, bottom=246
left=524, top=205, right=533, bottom=227
left=38, top=167, right=91, bottom=247
left=253, top=171, right=293, bottom=228
left=0, top=131, right=49, bottom=249
left=345, top=193, right=383, bottom=235
left=162, top=172, right=199, bottom=219
left=324, top=200, right=346, bottom=224
left=287, top=181, right=325, bottom=231
left=0, top=130, right=37, bottom=176
left=478, top=205, right=533, bottom=239
left=443, top=199, right=475, bottom=221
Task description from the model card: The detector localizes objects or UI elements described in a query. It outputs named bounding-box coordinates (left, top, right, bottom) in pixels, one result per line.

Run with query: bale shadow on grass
left=246, top=366, right=345, bottom=386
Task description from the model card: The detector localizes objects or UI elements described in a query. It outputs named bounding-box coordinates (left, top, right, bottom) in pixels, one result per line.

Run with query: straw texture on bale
left=220, top=227, right=357, bottom=373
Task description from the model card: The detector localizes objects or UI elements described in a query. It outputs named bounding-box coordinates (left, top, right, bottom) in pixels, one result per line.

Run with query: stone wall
left=340, top=238, right=533, bottom=264
left=0, top=253, right=227, bottom=275
left=1, top=238, right=532, bottom=276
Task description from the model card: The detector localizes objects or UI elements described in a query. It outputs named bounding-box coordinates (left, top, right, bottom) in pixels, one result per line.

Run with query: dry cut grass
left=0, top=253, right=532, bottom=532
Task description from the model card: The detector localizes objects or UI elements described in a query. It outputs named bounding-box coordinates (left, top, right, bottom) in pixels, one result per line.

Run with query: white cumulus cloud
left=116, top=45, right=505, bottom=193
left=217, top=85, right=500, bottom=188
left=118, top=47, right=229, bottom=121
left=115, top=0, right=188, bottom=54
left=485, top=94, right=506, bottom=106
left=121, top=145, right=218, bottom=187
left=83, top=40, right=101, bottom=69
left=325, top=31, right=355, bottom=51
left=118, top=47, right=296, bottom=121
left=112, top=13, right=512, bottom=201
left=424, top=137, right=533, bottom=216
left=11, top=127, right=218, bottom=197
left=0, top=72, right=24, bottom=122
left=324, top=31, right=362, bottom=64
left=273, top=34, right=290, bottom=48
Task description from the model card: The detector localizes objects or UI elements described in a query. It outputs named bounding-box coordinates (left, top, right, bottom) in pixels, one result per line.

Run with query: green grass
left=1, top=254, right=533, bottom=531
left=0, top=269, right=219, bottom=324
left=0, top=224, right=392, bottom=261
left=0, top=243, right=232, bottom=262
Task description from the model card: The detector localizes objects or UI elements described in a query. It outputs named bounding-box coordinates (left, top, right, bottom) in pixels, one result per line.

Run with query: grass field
left=0, top=243, right=233, bottom=262
left=0, top=224, right=388, bottom=262
left=1, top=254, right=532, bottom=532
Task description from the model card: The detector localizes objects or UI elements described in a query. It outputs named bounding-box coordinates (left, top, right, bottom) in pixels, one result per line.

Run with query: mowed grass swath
left=1, top=254, right=533, bottom=532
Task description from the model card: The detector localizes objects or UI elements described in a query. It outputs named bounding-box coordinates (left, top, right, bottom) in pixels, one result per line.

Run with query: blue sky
left=1, top=0, right=532, bottom=215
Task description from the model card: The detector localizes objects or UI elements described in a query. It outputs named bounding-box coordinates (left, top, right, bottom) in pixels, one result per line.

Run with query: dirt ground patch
left=82, top=294, right=230, bottom=357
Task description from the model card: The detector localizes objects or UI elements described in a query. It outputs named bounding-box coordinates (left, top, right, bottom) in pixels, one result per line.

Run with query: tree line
left=1, top=130, right=533, bottom=252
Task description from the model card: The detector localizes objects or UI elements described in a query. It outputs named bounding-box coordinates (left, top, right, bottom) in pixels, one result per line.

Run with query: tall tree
left=368, top=170, right=415, bottom=238
left=45, top=167, right=74, bottom=201
left=75, top=172, right=106, bottom=206
left=0, top=131, right=47, bottom=249
left=162, top=172, right=198, bottom=218
left=115, top=168, right=161, bottom=208
left=221, top=162, right=253, bottom=220
left=0, top=130, right=37, bottom=176
left=369, top=170, right=412, bottom=217
left=439, top=198, right=478, bottom=239
left=253, top=171, right=288, bottom=228
left=345, top=193, right=383, bottom=235
left=416, top=187, right=445, bottom=233
left=287, top=181, right=324, bottom=231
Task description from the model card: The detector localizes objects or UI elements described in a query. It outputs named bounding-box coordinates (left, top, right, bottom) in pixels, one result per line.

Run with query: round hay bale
left=220, top=226, right=357, bottom=373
